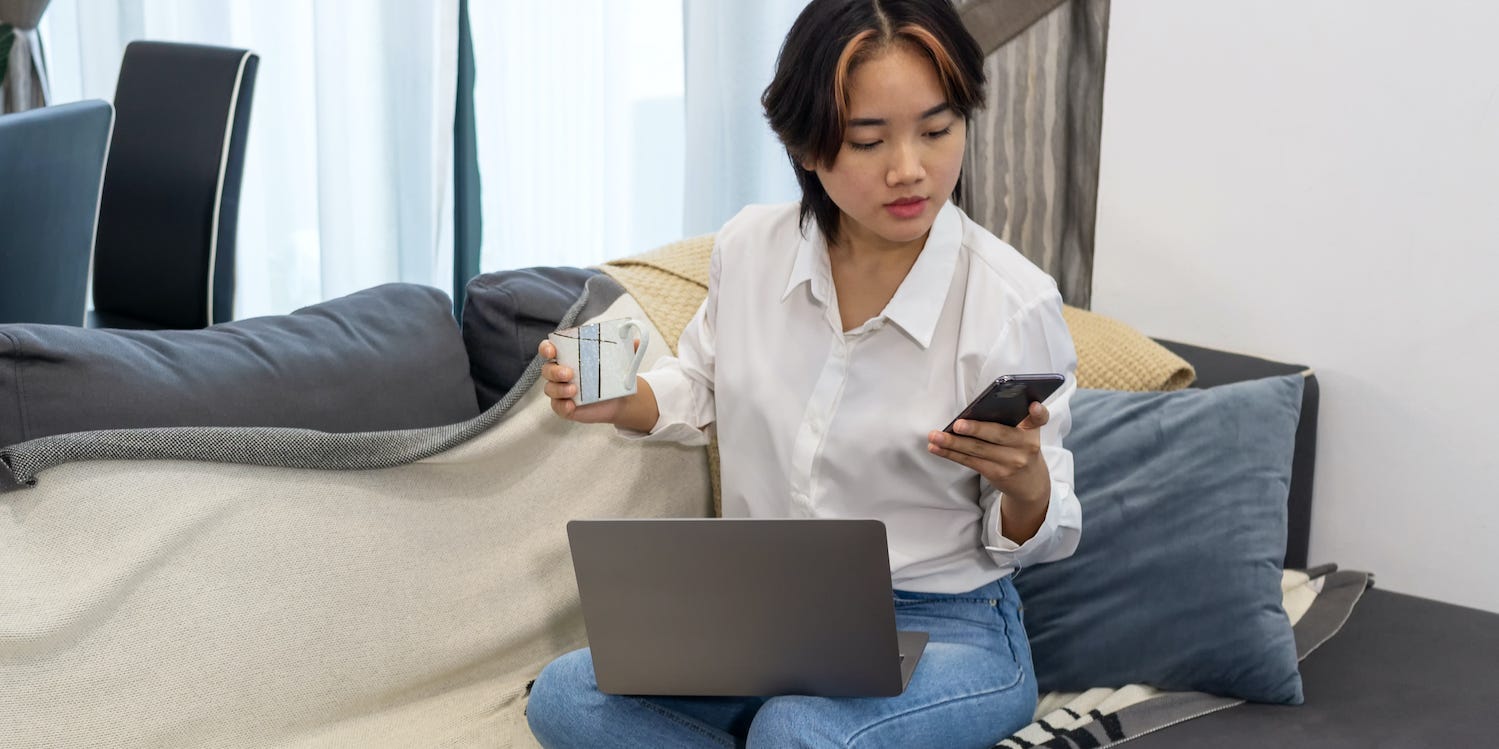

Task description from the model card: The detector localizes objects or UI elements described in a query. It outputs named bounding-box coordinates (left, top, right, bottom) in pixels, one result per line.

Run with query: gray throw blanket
left=0, top=278, right=711, bottom=748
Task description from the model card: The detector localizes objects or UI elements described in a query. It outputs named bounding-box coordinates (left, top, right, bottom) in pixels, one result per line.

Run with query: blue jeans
left=527, top=576, right=1036, bottom=748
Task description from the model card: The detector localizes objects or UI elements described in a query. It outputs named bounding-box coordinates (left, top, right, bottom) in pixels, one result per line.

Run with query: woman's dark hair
left=762, top=0, right=986, bottom=244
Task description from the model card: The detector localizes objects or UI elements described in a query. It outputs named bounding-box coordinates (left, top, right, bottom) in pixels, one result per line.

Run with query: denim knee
left=746, top=697, right=840, bottom=748
left=525, top=649, right=597, bottom=746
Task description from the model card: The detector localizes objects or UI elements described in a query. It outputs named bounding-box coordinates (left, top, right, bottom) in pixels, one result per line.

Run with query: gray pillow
left=1014, top=375, right=1305, bottom=704
left=0, top=283, right=480, bottom=447
left=461, top=266, right=600, bottom=410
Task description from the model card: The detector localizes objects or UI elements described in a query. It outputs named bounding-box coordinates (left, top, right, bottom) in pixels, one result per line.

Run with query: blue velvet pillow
left=1014, top=375, right=1305, bottom=704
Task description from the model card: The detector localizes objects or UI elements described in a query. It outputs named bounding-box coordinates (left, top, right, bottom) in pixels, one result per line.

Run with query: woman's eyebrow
left=847, top=103, right=952, bottom=128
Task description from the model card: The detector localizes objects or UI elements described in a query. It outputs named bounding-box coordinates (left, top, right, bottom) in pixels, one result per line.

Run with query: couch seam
left=633, top=697, right=736, bottom=747
left=0, top=330, right=28, bottom=444
left=893, top=596, right=995, bottom=605
left=489, top=283, right=520, bottom=405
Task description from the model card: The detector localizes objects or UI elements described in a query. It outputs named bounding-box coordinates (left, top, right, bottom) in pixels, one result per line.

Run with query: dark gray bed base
left=1125, top=582, right=1499, bottom=748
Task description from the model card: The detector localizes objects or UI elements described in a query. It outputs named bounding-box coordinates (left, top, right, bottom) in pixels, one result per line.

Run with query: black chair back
left=0, top=100, right=114, bottom=326
left=91, top=41, right=258, bottom=329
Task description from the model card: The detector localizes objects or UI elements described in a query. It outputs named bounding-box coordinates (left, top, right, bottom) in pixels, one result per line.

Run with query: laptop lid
left=566, top=518, right=927, bottom=697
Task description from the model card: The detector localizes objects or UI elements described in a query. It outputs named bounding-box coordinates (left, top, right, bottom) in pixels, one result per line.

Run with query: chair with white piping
left=89, top=41, right=258, bottom=329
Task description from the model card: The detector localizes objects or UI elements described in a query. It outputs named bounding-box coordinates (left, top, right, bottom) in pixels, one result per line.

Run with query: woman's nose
left=886, top=141, right=925, bottom=186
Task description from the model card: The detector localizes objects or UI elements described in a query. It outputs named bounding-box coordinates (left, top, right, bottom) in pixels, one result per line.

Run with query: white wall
left=1093, top=1, right=1499, bottom=612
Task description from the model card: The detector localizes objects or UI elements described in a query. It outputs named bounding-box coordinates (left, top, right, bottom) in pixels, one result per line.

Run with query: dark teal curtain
left=452, top=0, right=482, bottom=319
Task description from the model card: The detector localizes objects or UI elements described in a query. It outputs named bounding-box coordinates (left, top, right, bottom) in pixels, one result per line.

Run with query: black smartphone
left=942, top=373, right=1066, bottom=433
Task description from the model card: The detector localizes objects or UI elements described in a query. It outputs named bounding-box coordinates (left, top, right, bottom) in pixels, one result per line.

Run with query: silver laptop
left=566, top=518, right=928, bottom=697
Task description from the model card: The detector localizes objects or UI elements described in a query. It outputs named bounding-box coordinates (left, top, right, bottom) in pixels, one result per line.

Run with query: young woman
left=527, top=0, right=1080, bottom=746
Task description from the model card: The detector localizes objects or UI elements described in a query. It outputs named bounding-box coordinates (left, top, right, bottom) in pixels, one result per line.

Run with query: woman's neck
left=830, top=224, right=929, bottom=268
left=826, top=228, right=927, bottom=332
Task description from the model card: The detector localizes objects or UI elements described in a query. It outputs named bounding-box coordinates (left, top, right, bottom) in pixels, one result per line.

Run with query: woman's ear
left=792, top=148, right=818, bottom=173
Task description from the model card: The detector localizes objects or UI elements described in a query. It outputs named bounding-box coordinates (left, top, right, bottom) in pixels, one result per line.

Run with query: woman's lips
left=884, top=197, right=927, bottom=219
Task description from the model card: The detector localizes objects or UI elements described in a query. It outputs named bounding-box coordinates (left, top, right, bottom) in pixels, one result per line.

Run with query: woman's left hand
left=926, top=402, right=1052, bottom=508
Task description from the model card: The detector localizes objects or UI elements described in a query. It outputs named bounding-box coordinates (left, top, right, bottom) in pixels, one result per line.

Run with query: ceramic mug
left=548, top=318, right=651, bottom=405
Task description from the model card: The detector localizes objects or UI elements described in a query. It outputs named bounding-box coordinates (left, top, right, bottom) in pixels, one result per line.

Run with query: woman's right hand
left=537, top=339, right=634, bottom=425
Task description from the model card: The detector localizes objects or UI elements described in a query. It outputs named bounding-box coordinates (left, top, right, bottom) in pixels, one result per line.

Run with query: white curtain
left=39, top=0, right=458, bottom=320
left=681, top=0, right=805, bottom=236
left=468, top=0, right=807, bottom=272
left=37, top=0, right=809, bottom=295
left=468, top=0, right=685, bottom=272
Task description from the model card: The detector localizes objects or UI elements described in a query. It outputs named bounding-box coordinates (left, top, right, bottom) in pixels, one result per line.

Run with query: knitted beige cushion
left=1061, top=305, right=1195, bottom=392
left=597, top=234, right=716, bottom=355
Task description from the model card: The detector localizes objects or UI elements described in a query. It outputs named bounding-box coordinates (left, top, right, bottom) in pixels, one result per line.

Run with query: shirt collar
left=882, top=201, right=962, bottom=349
left=782, top=217, right=832, bottom=304
left=780, top=201, right=963, bottom=349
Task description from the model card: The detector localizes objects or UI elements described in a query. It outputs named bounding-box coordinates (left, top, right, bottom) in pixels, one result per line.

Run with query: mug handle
left=618, top=320, right=650, bottom=389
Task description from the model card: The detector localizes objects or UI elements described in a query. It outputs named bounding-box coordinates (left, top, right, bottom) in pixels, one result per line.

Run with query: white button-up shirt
left=624, top=201, right=1081, bottom=593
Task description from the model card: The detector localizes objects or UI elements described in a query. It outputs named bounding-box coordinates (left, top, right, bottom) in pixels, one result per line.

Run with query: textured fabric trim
left=0, top=453, right=20, bottom=491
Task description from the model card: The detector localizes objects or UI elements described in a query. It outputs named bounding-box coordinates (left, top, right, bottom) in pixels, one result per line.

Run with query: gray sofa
left=2, top=267, right=1493, bottom=747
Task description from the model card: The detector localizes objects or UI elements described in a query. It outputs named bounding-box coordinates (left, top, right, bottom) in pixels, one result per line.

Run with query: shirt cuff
left=981, top=480, right=1081, bottom=569
left=613, top=367, right=711, bottom=446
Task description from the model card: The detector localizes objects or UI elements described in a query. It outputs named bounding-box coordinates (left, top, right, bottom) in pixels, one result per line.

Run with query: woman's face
left=807, top=43, right=967, bottom=252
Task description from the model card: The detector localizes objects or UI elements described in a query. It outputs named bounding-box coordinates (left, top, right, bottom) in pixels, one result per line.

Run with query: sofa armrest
left=1151, top=339, right=1318, bottom=569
